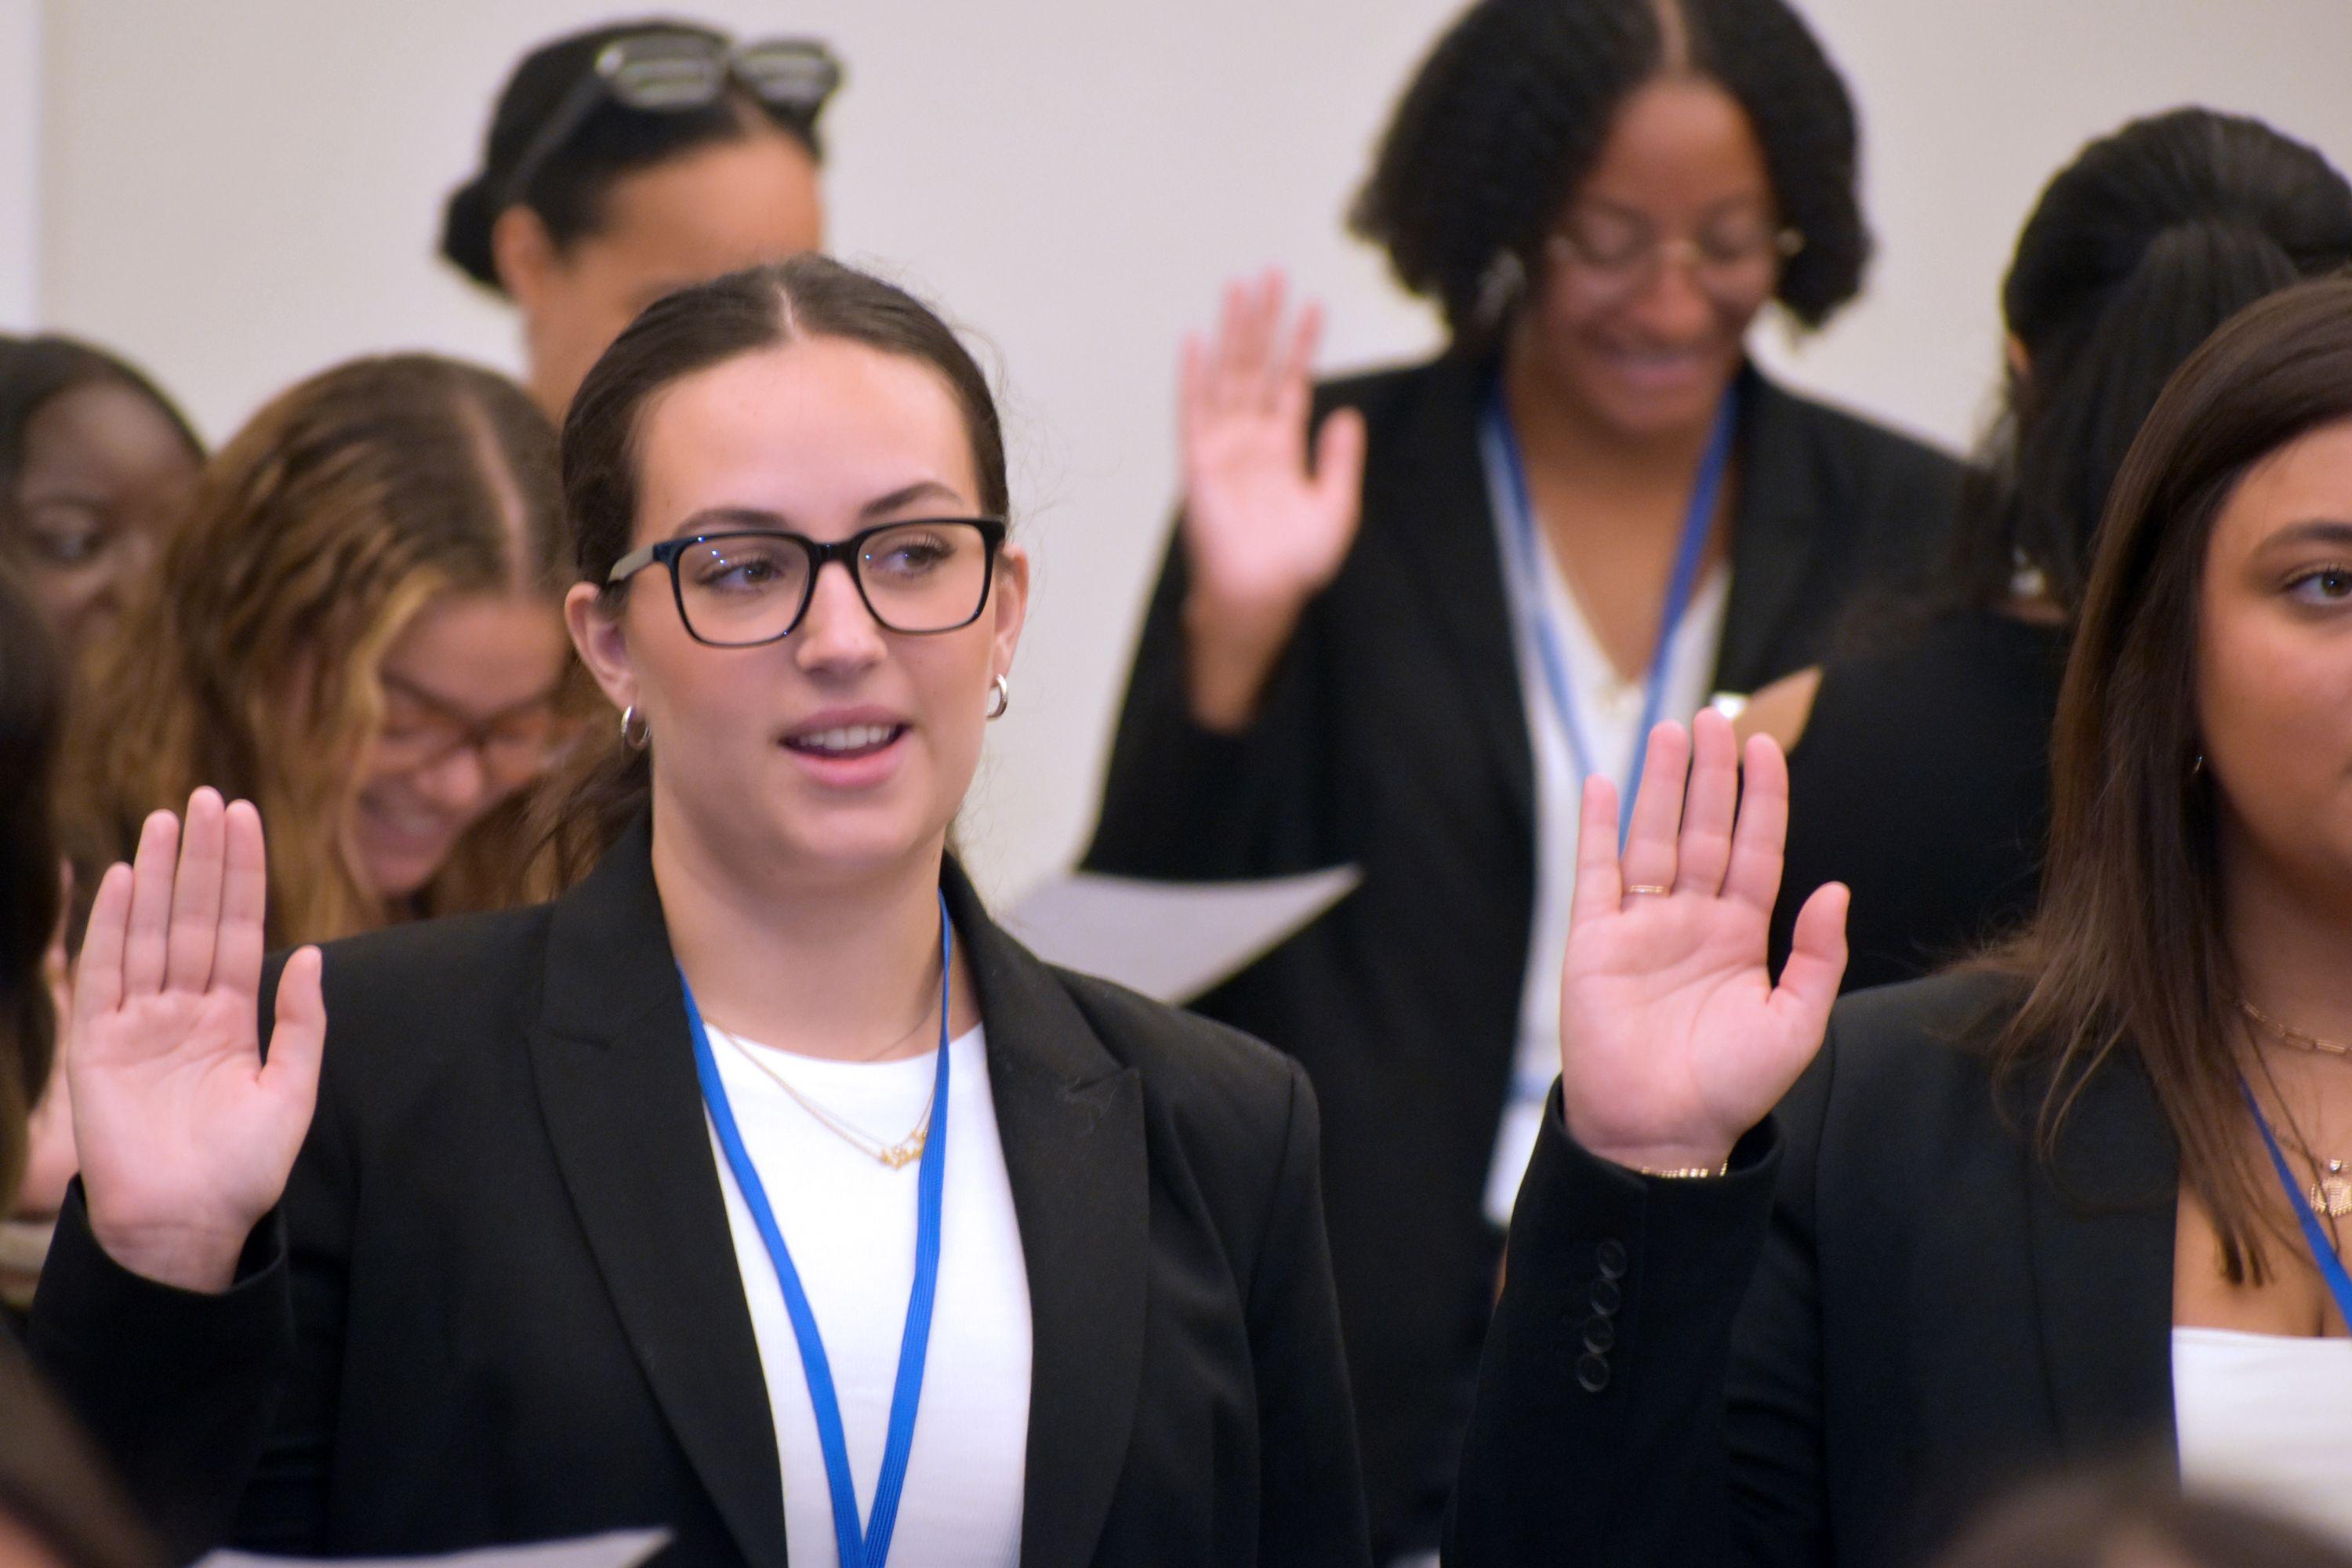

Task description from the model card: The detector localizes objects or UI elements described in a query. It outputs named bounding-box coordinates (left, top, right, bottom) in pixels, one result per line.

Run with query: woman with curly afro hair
left=1087, top=0, right=1964, bottom=1555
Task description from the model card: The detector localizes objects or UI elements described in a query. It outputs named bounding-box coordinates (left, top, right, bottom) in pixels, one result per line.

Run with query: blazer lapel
left=1367, top=351, right=1537, bottom=829
left=528, top=817, right=790, bottom=1568
left=2017, top=1055, right=2180, bottom=1455
left=943, top=865, right=1150, bottom=1568
left=1715, top=368, right=1831, bottom=693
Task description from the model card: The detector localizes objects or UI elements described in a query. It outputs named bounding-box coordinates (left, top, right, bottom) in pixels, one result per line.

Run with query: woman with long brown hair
left=64, top=354, right=577, bottom=946
left=1450, top=277, right=2352, bottom=1563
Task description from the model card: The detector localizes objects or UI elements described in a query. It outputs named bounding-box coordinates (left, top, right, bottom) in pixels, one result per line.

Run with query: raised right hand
left=68, top=789, right=325, bottom=1292
left=1556, top=712, right=1848, bottom=1173
left=1176, top=270, right=1368, bottom=729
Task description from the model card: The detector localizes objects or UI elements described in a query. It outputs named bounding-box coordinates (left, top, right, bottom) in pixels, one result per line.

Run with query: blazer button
left=1582, top=1317, right=1615, bottom=1354
left=1595, top=1240, right=1628, bottom=1280
left=1576, top=1352, right=1610, bottom=1393
left=1590, top=1276, right=1623, bottom=1317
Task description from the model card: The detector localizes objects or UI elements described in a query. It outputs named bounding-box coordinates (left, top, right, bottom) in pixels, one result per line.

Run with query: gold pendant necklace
left=722, top=1030, right=935, bottom=1171
left=2313, top=1160, right=2352, bottom=1220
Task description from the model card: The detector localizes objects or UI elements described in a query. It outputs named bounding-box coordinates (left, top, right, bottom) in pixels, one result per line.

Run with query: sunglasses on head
left=501, top=30, right=844, bottom=208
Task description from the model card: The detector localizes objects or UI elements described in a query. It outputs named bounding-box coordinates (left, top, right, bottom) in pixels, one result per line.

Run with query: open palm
left=1178, top=270, right=1368, bottom=615
left=69, top=789, right=325, bottom=1291
left=1558, top=712, right=1849, bottom=1172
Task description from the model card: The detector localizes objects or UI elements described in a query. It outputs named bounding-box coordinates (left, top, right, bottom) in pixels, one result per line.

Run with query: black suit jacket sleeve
left=1446, top=1062, right=1837, bottom=1568
left=1087, top=517, right=1338, bottom=883
left=234, top=960, right=358, bottom=1553
left=27, top=1187, right=292, bottom=1562
left=1244, top=1061, right=1368, bottom=1566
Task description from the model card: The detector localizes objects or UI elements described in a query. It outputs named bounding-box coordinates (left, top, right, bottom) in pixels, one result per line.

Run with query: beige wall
left=34, top=0, right=2352, bottom=897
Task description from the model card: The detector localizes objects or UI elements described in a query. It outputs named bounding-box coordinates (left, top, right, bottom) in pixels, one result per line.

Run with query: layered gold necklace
left=2238, top=999, right=2352, bottom=1218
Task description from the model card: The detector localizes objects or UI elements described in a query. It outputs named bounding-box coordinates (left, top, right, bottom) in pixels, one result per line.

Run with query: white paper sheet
left=198, top=1529, right=670, bottom=1568
left=1000, top=866, right=1360, bottom=1004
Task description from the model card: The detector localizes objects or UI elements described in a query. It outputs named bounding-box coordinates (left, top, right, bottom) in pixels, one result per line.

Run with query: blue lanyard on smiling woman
left=1480, top=376, right=1738, bottom=848
left=684, top=891, right=954, bottom=1568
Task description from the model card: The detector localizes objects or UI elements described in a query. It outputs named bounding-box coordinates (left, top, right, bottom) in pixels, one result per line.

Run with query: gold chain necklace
left=2239, top=1000, right=2352, bottom=1217
left=2241, top=998, right=2352, bottom=1058
left=720, top=1029, right=935, bottom=1171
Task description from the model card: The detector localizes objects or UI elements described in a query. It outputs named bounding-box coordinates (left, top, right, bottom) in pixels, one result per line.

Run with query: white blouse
left=2172, top=1325, right=2352, bottom=1546
left=1479, top=448, right=1733, bottom=1225
left=706, top=1023, right=1032, bottom=1568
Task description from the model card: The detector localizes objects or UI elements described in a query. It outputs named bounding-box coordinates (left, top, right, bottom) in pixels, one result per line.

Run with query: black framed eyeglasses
left=607, top=519, right=1008, bottom=647
left=503, top=30, right=844, bottom=208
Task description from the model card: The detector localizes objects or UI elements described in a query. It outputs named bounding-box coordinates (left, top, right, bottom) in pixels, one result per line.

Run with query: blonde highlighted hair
left=65, top=354, right=572, bottom=946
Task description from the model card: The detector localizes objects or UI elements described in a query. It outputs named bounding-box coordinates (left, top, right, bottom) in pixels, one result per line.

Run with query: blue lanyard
left=1481, top=379, right=1738, bottom=848
left=2240, top=1079, right=2352, bottom=1329
left=684, top=892, right=953, bottom=1568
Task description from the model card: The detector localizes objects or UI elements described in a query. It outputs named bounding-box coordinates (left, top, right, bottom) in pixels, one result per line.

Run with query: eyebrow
left=662, top=481, right=975, bottom=541
left=2259, top=519, right=2352, bottom=551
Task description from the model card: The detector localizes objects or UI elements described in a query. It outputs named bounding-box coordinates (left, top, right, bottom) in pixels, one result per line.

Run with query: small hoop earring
left=985, top=674, right=1011, bottom=720
left=2190, top=752, right=2206, bottom=779
left=620, top=704, right=652, bottom=750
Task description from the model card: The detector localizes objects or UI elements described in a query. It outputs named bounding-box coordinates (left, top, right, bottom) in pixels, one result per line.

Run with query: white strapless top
left=2172, top=1326, right=2352, bottom=1545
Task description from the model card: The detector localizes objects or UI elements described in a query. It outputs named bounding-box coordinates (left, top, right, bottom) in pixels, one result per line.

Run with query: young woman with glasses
left=60, top=354, right=576, bottom=950
left=442, top=20, right=842, bottom=419
left=1085, top=0, right=1962, bottom=1553
left=29, top=257, right=1370, bottom=1567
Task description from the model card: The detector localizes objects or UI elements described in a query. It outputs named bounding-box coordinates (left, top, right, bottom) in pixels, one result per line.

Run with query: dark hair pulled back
left=441, top=17, right=829, bottom=294
left=1959, top=108, right=2352, bottom=615
left=0, top=336, right=201, bottom=538
left=546, top=254, right=1008, bottom=876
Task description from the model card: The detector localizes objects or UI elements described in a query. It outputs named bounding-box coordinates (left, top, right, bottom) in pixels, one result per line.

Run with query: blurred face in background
left=347, top=590, right=572, bottom=900
left=9, top=380, right=198, bottom=656
left=1517, top=73, right=1788, bottom=444
left=497, top=125, right=825, bottom=419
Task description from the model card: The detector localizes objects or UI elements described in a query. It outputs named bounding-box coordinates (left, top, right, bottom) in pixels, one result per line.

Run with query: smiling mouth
left=784, top=723, right=907, bottom=759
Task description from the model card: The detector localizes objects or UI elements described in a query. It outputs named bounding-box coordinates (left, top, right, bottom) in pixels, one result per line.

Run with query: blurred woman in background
left=0, top=565, right=67, bottom=1317
left=0, top=338, right=201, bottom=666
left=1086, top=0, right=1962, bottom=1550
left=63, top=354, right=576, bottom=949
left=1747, top=108, right=2352, bottom=992
left=441, top=17, right=841, bottom=419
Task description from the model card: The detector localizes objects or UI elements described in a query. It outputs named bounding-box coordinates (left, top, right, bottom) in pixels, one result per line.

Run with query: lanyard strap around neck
left=1482, top=376, right=1738, bottom=848
left=2240, top=1078, right=2352, bottom=1329
left=684, top=891, right=955, bottom=1568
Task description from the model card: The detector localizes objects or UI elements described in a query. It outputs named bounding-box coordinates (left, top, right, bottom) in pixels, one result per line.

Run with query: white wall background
left=31, top=0, right=2352, bottom=898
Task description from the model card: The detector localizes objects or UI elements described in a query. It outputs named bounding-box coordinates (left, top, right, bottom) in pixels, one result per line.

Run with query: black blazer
left=30, top=817, right=1372, bottom=1567
left=1445, top=970, right=2183, bottom=1568
left=1083, top=350, right=1966, bottom=1548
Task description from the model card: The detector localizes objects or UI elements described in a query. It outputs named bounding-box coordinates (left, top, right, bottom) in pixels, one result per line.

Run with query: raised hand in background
left=1177, top=269, right=1368, bottom=731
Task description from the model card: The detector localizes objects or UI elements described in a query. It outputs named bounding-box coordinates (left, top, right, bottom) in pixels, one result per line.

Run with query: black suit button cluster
left=1576, top=1240, right=1628, bottom=1394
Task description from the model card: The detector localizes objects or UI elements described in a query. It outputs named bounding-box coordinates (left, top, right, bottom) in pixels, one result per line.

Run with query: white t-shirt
left=1478, top=441, right=1733, bottom=1226
left=2172, top=1325, right=2352, bottom=1546
left=705, top=1022, right=1031, bottom=1568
